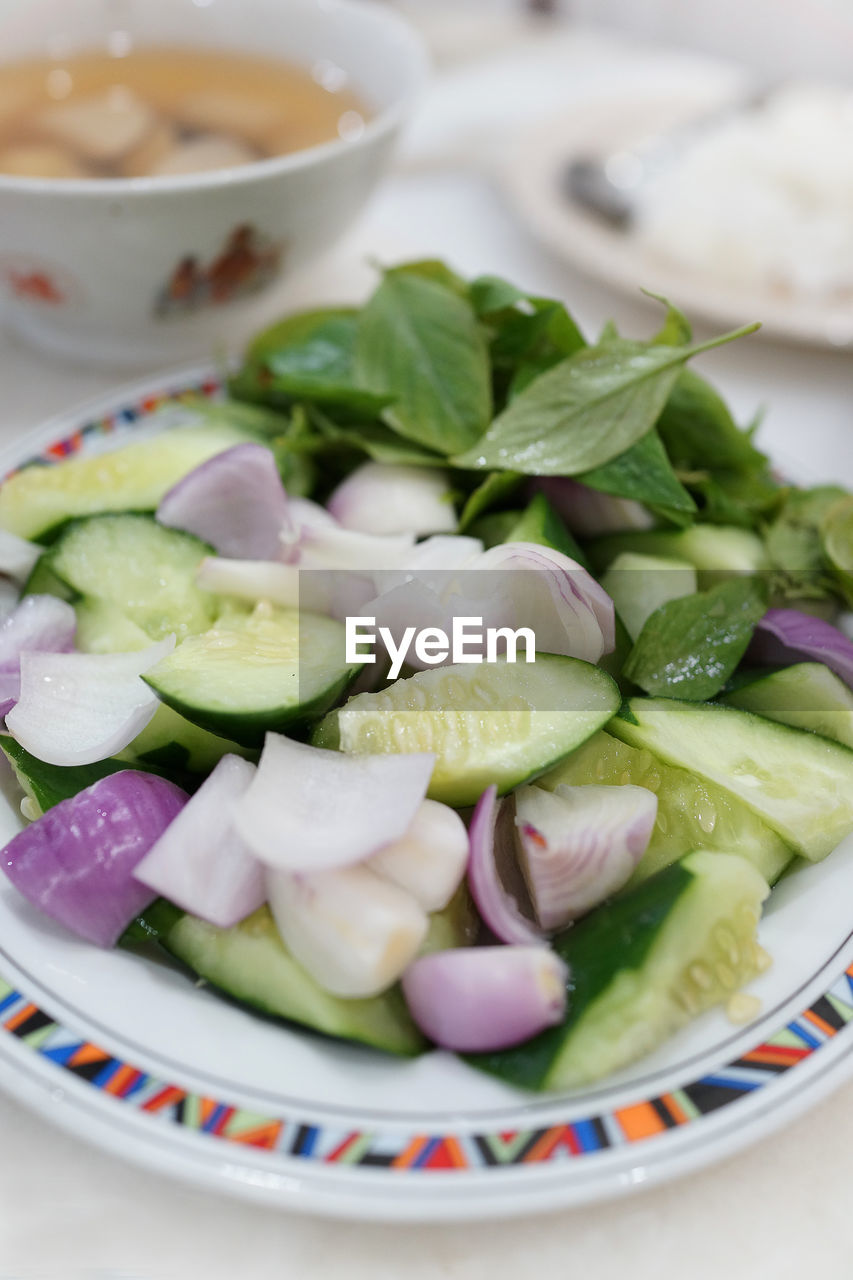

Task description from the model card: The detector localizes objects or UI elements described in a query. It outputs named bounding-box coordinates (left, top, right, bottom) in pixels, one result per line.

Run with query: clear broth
left=0, top=46, right=369, bottom=180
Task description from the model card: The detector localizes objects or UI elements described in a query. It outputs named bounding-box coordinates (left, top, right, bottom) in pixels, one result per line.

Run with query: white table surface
left=2, top=23, right=853, bottom=1279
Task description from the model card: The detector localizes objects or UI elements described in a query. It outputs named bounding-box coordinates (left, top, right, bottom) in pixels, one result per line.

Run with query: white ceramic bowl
left=0, top=0, right=428, bottom=368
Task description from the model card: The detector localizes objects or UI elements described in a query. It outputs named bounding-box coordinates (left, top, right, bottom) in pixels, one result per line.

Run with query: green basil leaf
left=623, top=575, right=769, bottom=700
left=235, top=309, right=393, bottom=415
left=387, top=259, right=469, bottom=297
left=686, top=467, right=782, bottom=529
left=645, top=291, right=692, bottom=345
left=505, top=493, right=590, bottom=567
left=579, top=430, right=696, bottom=524
left=657, top=368, right=768, bottom=473
left=355, top=272, right=492, bottom=456
left=470, top=274, right=529, bottom=316
left=457, top=470, right=522, bottom=531
left=454, top=325, right=758, bottom=475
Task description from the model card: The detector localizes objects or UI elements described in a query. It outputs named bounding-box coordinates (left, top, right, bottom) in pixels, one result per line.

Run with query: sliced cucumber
left=163, top=906, right=425, bottom=1057
left=74, top=597, right=153, bottom=653
left=20, top=555, right=73, bottom=601
left=49, top=514, right=216, bottom=642
left=0, top=737, right=158, bottom=818
left=119, top=703, right=255, bottom=774
left=543, top=730, right=792, bottom=884
left=610, top=697, right=853, bottom=860
left=145, top=604, right=359, bottom=748
left=468, top=850, right=769, bottom=1090
left=599, top=551, right=697, bottom=642
left=721, top=662, right=853, bottom=751
left=418, top=884, right=479, bottom=955
left=313, top=656, right=621, bottom=807
left=589, top=525, right=768, bottom=581
left=0, top=423, right=257, bottom=541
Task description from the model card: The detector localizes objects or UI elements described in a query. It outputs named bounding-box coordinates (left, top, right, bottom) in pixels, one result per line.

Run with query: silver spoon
left=563, top=80, right=779, bottom=230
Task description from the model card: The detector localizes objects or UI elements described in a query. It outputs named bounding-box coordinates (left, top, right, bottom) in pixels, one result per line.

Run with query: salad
left=2, top=260, right=853, bottom=1094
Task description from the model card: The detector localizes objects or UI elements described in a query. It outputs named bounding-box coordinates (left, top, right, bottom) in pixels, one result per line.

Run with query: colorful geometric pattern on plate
left=2, top=368, right=853, bottom=1220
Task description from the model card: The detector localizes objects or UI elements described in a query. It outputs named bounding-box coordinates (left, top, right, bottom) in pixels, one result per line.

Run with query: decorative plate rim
left=3, top=368, right=853, bottom=1220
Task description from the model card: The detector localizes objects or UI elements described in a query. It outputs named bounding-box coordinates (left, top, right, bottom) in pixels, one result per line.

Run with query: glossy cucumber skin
left=721, top=662, right=853, bottom=751
left=466, top=850, right=768, bottom=1091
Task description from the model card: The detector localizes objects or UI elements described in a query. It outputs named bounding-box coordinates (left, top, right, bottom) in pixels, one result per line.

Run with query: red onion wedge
left=473, top=541, right=615, bottom=661
left=328, top=462, right=457, bottom=537
left=0, top=528, right=43, bottom=583
left=157, top=443, right=290, bottom=560
left=6, top=635, right=174, bottom=766
left=515, top=783, right=657, bottom=931
left=749, top=608, right=853, bottom=690
left=267, top=863, right=429, bottom=998
left=532, top=478, right=655, bottom=537
left=402, top=946, right=568, bottom=1052
left=467, top=785, right=544, bottom=946
left=233, top=733, right=435, bottom=872
left=368, top=799, right=469, bottom=912
left=0, top=595, right=77, bottom=716
left=1, top=770, right=188, bottom=946
left=133, top=754, right=265, bottom=928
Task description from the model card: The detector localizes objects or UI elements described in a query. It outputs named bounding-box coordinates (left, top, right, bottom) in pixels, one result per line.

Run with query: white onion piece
left=534, top=478, right=655, bottom=536
left=0, top=578, right=19, bottom=621
left=6, top=636, right=175, bottom=766
left=295, top=522, right=415, bottom=571
left=0, top=595, right=77, bottom=714
left=467, top=785, right=544, bottom=946
left=233, top=733, right=435, bottom=872
left=0, top=528, right=42, bottom=582
left=267, top=863, right=428, bottom=997
left=368, top=799, right=469, bottom=912
left=403, top=535, right=483, bottom=571
left=473, top=541, right=614, bottom=662
left=328, top=462, right=457, bottom=537
left=133, top=754, right=265, bottom=928
left=195, top=556, right=300, bottom=608
left=515, top=783, right=658, bottom=930
left=402, top=946, right=568, bottom=1051
left=157, top=443, right=290, bottom=560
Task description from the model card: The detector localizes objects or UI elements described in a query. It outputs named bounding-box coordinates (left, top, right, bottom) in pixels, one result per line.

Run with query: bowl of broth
left=0, top=0, right=428, bottom=368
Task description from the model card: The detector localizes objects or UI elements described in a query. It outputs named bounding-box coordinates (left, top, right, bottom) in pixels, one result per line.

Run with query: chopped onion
left=0, top=529, right=43, bottom=583
left=327, top=462, right=457, bottom=537
left=195, top=557, right=300, bottom=608
left=472, top=541, right=615, bottom=661
left=6, top=635, right=174, bottom=766
left=403, top=535, right=483, bottom=571
left=133, top=754, right=265, bottom=928
left=515, top=783, right=657, bottom=930
left=233, top=733, right=435, bottom=872
left=0, top=579, right=19, bottom=621
left=295, top=522, right=416, bottom=572
left=467, top=785, right=544, bottom=946
left=402, top=946, right=568, bottom=1051
left=1, top=770, right=188, bottom=946
left=750, top=608, right=853, bottom=689
left=368, top=799, right=469, bottom=912
left=267, top=863, right=428, bottom=997
left=533, top=478, right=655, bottom=537
left=157, top=443, right=290, bottom=560
left=0, top=595, right=77, bottom=715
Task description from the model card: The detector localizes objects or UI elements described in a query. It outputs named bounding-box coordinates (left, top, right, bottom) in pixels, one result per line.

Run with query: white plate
left=502, top=73, right=853, bottom=349
left=3, top=367, right=853, bottom=1221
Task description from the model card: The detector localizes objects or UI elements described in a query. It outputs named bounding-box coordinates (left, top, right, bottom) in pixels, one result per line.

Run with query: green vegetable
left=467, top=850, right=769, bottom=1090
left=354, top=271, right=492, bottom=456
left=504, top=493, right=589, bottom=565
left=600, top=551, right=697, bottom=641
left=721, top=662, right=853, bottom=750
left=453, top=326, right=758, bottom=476
left=821, top=494, right=853, bottom=603
left=623, top=575, right=769, bottom=700
left=577, top=429, right=696, bottom=526
left=457, top=470, right=522, bottom=532
left=611, top=696, right=853, bottom=860
left=589, top=524, right=769, bottom=580
left=543, top=730, right=792, bottom=885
